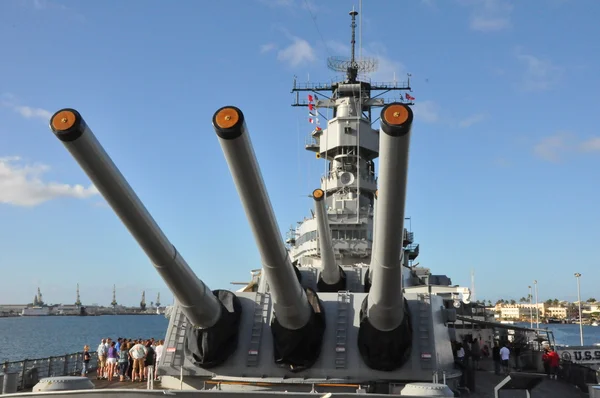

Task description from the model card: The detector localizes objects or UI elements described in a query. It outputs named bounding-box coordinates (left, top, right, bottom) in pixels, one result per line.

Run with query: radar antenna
left=327, top=8, right=377, bottom=83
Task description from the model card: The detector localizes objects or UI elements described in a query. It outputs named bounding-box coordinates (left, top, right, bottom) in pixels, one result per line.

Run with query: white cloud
left=493, top=157, right=511, bottom=167
left=260, top=43, right=277, bottom=54
left=258, top=0, right=319, bottom=11
left=460, top=0, right=513, bottom=32
left=1, top=95, right=53, bottom=122
left=0, top=156, right=99, bottom=207
left=258, top=0, right=295, bottom=7
left=533, top=133, right=569, bottom=162
left=22, top=0, right=86, bottom=22
left=412, top=101, right=440, bottom=124
left=579, top=137, right=600, bottom=153
left=515, top=48, right=563, bottom=91
left=458, top=113, right=487, bottom=128
left=532, top=132, right=600, bottom=162
left=277, top=37, right=316, bottom=67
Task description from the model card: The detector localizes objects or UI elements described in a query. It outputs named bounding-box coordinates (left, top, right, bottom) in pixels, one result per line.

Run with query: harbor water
left=2, top=315, right=599, bottom=363
left=0, top=315, right=168, bottom=363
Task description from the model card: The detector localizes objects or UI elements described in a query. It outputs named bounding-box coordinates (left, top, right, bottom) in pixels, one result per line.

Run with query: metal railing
left=559, top=360, right=600, bottom=393
left=1, top=351, right=98, bottom=391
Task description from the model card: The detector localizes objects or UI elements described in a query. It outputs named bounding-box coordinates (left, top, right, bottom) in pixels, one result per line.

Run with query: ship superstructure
left=286, top=9, right=419, bottom=271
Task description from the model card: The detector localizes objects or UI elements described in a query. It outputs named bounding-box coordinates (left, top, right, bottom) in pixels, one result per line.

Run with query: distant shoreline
left=0, top=313, right=161, bottom=318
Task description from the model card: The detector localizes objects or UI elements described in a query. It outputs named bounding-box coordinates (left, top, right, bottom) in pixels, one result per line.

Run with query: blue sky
left=1, top=0, right=599, bottom=306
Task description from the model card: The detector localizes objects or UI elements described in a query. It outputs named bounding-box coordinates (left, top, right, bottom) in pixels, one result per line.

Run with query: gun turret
left=357, top=103, right=414, bottom=371
left=312, top=189, right=346, bottom=292
left=213, top=106, right=325, bottom=372
left=49, top=109, right=241, bottom=368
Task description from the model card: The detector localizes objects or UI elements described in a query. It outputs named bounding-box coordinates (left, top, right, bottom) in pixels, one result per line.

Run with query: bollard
left=1, top=372, right=19, bottom=394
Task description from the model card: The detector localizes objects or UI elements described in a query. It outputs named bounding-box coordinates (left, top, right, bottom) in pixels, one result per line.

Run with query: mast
left=290, top=8, right=415, bottom=267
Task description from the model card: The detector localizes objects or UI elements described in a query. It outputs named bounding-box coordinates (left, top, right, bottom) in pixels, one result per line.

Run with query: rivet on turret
left=224, top=115, right=231, bottom=121
left=393, top=112, right=400, bottom=118
left=61, top=117, right=68, bottom=123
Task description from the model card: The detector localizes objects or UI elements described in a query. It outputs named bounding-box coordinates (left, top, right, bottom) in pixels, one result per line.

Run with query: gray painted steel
left=215, top=119, right=311, bottom=331
left=49, top=113, right=221, bottom=329
left=3, top=391, right=453, bottom=398
left=313, top=190, right=339, bottom=285
left=157, top=270, right=458, bottom=384
left=366, top=111, right=412, bottom=332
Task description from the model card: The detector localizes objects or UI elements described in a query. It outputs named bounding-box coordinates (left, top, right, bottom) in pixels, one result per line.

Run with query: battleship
left=9, top=9, right=482, bottom=398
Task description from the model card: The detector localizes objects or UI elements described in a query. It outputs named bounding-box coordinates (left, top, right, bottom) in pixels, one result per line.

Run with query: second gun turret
left=213, top=106, right=326, bottom=372
left=357, top=103, right=414, bottom=371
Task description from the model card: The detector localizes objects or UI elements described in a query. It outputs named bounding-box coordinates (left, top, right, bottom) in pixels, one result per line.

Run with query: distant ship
left=21, top=306, right=50, bottom=316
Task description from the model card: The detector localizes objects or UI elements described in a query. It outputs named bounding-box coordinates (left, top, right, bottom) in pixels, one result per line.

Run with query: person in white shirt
left=499, top=344, right=510, bottom=374
left=154, top=340, right=164, bottom=381
left=129, top=342, right=148, bottom=382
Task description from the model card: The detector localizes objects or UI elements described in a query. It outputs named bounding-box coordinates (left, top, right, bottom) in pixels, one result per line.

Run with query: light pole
left=534, top=280, right=539, bottom=328
left=575, top=272, right=584, bottom=346
left=528, top=285, right=533, bottom=329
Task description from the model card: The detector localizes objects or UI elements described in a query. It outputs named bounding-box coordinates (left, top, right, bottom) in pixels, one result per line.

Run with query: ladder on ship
left=163, top=303, right=188, bottom=368
left=246, top=292, right=271, bottom=367
left=335, top=291, right=351, bottom=369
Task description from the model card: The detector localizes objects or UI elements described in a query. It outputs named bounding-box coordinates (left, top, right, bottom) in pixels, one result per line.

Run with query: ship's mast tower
left=110, top=284, right=118, bottom=309
left=140, top=290, right=146, bottom=311
left=37, top=287, right=44, bottom=306
left=75, top=283, right=82, bottom=307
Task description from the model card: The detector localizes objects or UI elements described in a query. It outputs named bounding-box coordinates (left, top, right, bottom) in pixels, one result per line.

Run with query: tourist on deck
left=542, top=347, right=551, bottom=376
left=118, top=343, right=129, bottom=382
left=127, top=341, right=134, bottom=380
left=106, top=341, right=118, bottom=381
left=499, top=343, right=510, bottom=374
left=82, top=345, right=90, bottom=377
left=154, top=340, right=164, bottom=381
left=144, top=341, right=156, bottom=381
left=547, top=348, right=560, bottom=379
left=96, top=339, right=107, bottom=380
left=471, top=338, right=482, bottom=370
left=492, top=342, right=501, bottom=375
left=129, top=340, right=147, bottom=382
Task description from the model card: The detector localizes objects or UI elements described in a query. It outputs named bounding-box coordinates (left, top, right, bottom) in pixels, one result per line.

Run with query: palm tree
left=519, top=297, right=527, bottom=303
left=510, top=299, right=516, bottom=305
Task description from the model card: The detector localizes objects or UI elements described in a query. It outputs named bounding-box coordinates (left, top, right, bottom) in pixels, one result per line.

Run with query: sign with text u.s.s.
left=557, top=347, right=600, bottom=364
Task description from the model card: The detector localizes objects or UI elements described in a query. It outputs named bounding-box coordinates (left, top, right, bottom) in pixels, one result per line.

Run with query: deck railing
left=1, top=351, right=98, bottom=391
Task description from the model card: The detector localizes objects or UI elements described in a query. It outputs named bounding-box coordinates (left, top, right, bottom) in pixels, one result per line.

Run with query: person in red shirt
left=547, top=348, right=560, bottom=379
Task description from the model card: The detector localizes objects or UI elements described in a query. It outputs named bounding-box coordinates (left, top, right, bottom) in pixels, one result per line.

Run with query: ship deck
left=90, top=360, right=588, bottom=397
left=462, top=358, right=586, bottom=398
left=14, top=360, right=588, bottom=397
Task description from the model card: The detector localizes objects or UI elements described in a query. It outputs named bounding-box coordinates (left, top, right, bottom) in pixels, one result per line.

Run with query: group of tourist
left=82, top=337, right=164, bottom=382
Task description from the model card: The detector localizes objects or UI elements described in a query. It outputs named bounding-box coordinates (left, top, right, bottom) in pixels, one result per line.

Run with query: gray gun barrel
left=367, top=103, right=413, bottom=332
left=312, top=189, right=340, bottom=285
left=213, top=106, right=311, bottom=330
left=49, top=109, right=222, bottom=329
